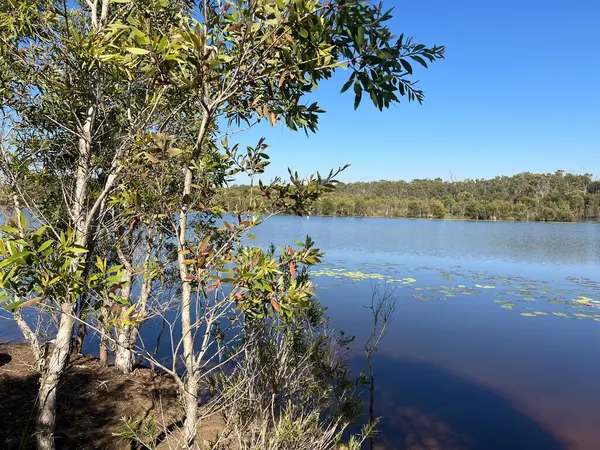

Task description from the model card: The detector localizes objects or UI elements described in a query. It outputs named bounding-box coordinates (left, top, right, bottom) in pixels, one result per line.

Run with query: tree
left=0, top=0, right=444, bottom=447
left=430, top=200, right=446, bottom=219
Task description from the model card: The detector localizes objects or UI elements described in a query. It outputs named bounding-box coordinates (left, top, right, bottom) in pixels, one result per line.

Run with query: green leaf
left=400, top=59, right=413, bottom=74
left=167, top=147, right=183, bottom=157
left=410, top=55, right=428, bottom=67
left=0, top=225, right=20, bottom=234
left=38, top=240, right=54, bottom=253
left=353, top=83, right=362, bottom=110
left=356, top=27, right=365, bottom=47
left=340, top=76, right=354, bottom=93
left=157, top=35, right=168, bottom=53
left=66, top=247, right=89, bottom=254
left=5, top=300, right=22, bottom=312
left=126, top=47, right=150, bottom=55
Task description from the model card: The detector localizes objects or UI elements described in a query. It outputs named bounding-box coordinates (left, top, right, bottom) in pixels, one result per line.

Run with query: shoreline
left=279, top=213, right=600, bottom=225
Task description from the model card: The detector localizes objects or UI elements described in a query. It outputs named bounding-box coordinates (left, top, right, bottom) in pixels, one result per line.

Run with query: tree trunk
left=14, top=309, right=46, bottom=372
left=178, top=113, right=211, bottom=446
left=114, top=249, right=134, bottom=373
left=114, top=327, right=135, bottom=373
left=180, top=278, right=198, bottom=446
left=99, top=335, right=108, bottom=367
left=73, top=107, right=94, bottom=238
left=114, top=239, right=153, bottom=374
left=36, top=303, right=76, bottom=450
left=183, top=369, right=199, bottom=447
left=73, top=320, right=86, bottom=354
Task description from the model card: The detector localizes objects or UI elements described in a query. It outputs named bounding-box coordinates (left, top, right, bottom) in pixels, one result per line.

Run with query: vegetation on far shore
left=220, top=170, right=600, bottom=222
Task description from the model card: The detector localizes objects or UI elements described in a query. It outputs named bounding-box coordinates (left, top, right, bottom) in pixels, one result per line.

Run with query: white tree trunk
left=183, top=371, right=199, bottom=446
left=178, top=113, right=210, bottom=446
left=36, top=303, right=76, bottom=450
left=114, top=243, right=139, bottom=374
left=179, top=174, right=201, bottom=445
left=114, top=267, right=151, bottom=373
left=114, top=327, right=135, bottom=373
left=14, top=309, right=46, bottom=372
left=35, top=102, right=95, bottom=449
left=73, top=107, right=94, bottom=240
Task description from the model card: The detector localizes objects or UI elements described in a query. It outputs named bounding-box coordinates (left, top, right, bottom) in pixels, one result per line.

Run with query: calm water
left=251, top=216, right=600, bottom=450
left=2, top=216, right=599, bottom=449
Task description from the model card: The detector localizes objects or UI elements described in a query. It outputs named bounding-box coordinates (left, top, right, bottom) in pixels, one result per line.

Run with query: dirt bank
left=0, top=343, right=213, bottom=449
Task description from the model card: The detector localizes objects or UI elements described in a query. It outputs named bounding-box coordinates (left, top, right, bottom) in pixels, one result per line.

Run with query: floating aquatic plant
left=311, top=262, right=600, bottom=324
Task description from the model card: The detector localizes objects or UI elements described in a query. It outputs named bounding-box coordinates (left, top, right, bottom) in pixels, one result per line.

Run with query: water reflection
left=250, top=216, right=600, bottom=267
left=354, top=355, right=566, bottom=450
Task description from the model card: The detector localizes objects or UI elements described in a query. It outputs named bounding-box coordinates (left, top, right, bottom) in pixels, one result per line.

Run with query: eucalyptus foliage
left=0, top=0, right=444, bottom=447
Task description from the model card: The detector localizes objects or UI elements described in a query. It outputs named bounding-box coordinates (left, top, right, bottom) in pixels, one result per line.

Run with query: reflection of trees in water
left=377, top=406, right=469, bottom=450
left=351, top=356, right=567, bottom=450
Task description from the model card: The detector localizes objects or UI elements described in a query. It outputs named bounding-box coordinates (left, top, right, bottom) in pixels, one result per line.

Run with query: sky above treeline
left=232, top=0, right=600, bottom=184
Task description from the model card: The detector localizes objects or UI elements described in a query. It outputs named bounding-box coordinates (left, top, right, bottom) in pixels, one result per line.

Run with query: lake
left=1, top=215, right=599, bottom=450
left=251, top=216, right=600, bottom=450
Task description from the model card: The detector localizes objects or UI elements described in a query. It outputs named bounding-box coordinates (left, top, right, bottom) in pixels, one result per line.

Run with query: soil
left=0, top=343, right=221, bottom=450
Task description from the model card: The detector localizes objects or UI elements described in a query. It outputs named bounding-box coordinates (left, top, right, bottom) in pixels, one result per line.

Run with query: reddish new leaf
left=208, top=280, right=221, bottom=292
left=270, top=298, right=281, bottom=312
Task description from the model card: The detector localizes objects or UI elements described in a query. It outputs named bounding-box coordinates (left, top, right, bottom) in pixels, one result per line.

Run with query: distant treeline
left=220, top=171, right=600, bottom=222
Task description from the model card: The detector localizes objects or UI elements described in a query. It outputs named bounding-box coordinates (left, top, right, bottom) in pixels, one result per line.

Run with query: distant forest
left=220, top=171, right=600, bottom=222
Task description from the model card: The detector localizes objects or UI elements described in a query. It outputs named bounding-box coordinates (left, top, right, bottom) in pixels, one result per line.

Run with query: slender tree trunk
left=114, top=327, right=135, bottom=373
left=73, top=288, right=93, bottom=354
left=114, top=237, right=153, bottom=373
left=35, top=102, right=95, bottom=449
left=178, top=112, right=211, bottom=446
left=73, top=319, right=87, bottom=354
left=99, top=336, right=108, bottom=367
left=36, top=303, right=76, bottom=450
left=183, top=365, right=199, bottom=446
left=114, top=278, right=151, bottom=372
left=180, top=267, right=198, bottom=445
left=14, top=309, right=46, bottom=372
left=73, top=108, right=94, bottom=237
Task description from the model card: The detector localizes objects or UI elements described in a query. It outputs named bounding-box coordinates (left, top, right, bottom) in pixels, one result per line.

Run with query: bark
left=183, top=371, right=199, bottom=446
left=178, top=113, right=211, bottom=446
left=73, top=319, right=87, bottom=354
left=180, top=275, right=198, bottom=446
left=73, top=106, right=94, bottom=241
left=36, top=303, right=76, bottom=450
left=114, top=246, right=134, bottom=373
left=99, top=335, right=108, bottom=367
left=114, top=274, right=152, bottom=372
left=114, top=236, right=154, bottom=373
left=14, top=309, right=46, bottom=372
left=34, top=102, right=95, bottom=449
left=114, top=328, right=134, bottom=373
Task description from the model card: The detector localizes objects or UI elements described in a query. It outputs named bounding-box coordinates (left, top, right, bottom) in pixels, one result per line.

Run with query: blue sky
left=233, top=0, right=600, bottom=183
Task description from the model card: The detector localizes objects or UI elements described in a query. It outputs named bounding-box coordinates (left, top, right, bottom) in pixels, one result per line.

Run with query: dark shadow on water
left=349, top=355, right=567, bottom=450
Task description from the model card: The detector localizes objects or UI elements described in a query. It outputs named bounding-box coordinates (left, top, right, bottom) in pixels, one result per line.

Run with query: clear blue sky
left=233, top=0, right=600, bottom=183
